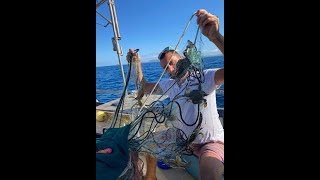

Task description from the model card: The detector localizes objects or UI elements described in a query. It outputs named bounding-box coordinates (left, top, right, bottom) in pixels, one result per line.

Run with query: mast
left=96, top=0, right=127, bottom=92
left=107, top=0, right=126, bottom=89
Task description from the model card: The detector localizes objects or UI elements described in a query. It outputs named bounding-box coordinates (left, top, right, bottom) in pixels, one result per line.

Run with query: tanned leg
left=144, top=153, right=157, bottom=180
left=199, top=153, right=224, bottom=180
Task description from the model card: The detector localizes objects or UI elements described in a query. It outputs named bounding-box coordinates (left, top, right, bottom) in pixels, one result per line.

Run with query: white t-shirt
left=159, top=69, right=224, bottom=144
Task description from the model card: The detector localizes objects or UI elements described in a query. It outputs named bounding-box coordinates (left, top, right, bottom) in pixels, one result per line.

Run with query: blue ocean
left=96, top=55, right=224, bottom=108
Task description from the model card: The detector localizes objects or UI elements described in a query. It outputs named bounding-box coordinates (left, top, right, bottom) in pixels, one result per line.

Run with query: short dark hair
left=158, top=46, right=177, bottom=60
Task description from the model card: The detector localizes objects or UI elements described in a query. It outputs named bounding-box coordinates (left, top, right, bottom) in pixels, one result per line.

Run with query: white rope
left=138, top=12, right=198, bottom=113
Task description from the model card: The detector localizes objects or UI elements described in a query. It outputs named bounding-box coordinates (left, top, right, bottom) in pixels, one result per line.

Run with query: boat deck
left=96, top=93, right=168, bottom=134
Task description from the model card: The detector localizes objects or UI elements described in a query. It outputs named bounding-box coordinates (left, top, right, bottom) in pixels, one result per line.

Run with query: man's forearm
left=211, top=33, right=224, bottom=55
left=134, top=61, right=146, bottom=90
left=134, top=61, right=159, bottom=94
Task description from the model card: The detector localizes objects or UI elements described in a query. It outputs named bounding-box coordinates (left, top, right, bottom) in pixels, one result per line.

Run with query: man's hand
left=126, top=48, right=140, bottom=63
left=196, top=9, right=220, bottom=41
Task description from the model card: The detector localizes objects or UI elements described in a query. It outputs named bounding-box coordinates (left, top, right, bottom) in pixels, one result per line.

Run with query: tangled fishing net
left=96, top=13, right=208, bottom=180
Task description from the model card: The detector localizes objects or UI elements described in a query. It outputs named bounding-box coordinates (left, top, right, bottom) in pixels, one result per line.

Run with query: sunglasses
left=158, top=46, right=175, bottom=60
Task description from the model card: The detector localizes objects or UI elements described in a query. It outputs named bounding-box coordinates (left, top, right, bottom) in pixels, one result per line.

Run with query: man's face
left=160, top=52, right=181, bottom=79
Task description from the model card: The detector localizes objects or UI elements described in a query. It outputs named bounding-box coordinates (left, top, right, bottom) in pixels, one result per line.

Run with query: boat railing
left=96, top=89, right=224, bottom=95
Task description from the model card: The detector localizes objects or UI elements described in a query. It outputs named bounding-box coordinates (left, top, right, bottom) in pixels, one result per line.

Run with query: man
left=127, top=9, right=224, bottom=180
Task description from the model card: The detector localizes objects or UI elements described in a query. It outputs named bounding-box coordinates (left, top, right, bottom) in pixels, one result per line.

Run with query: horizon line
left=96, top=54, right=223, bottom=67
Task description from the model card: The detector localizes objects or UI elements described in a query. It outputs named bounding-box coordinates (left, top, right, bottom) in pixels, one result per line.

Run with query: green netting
left=96, top=125, right=130, bottom=180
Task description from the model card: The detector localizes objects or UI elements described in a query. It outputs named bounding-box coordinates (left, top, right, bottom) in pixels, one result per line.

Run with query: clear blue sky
left=96, top=0, right=224, bottom=67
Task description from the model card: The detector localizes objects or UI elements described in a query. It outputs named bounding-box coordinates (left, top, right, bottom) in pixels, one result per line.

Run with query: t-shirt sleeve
left=202, top=69, right=221, bottom=94
left=159, top=78, right=175, bottom=96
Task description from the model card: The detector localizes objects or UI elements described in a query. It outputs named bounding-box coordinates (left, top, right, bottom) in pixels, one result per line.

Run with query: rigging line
left=139, top=12, right=198, bottom=113
left=193, top=26, right=201, bottom=45
left=96, top=22, right=108, bottom=27
left=110, top=56, right=133, bottom=128
left=96, top=10, right=113, bottom=25
left=110, top=49, right=139, bottom=128
left=96, top=0, right=106, bottom=9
